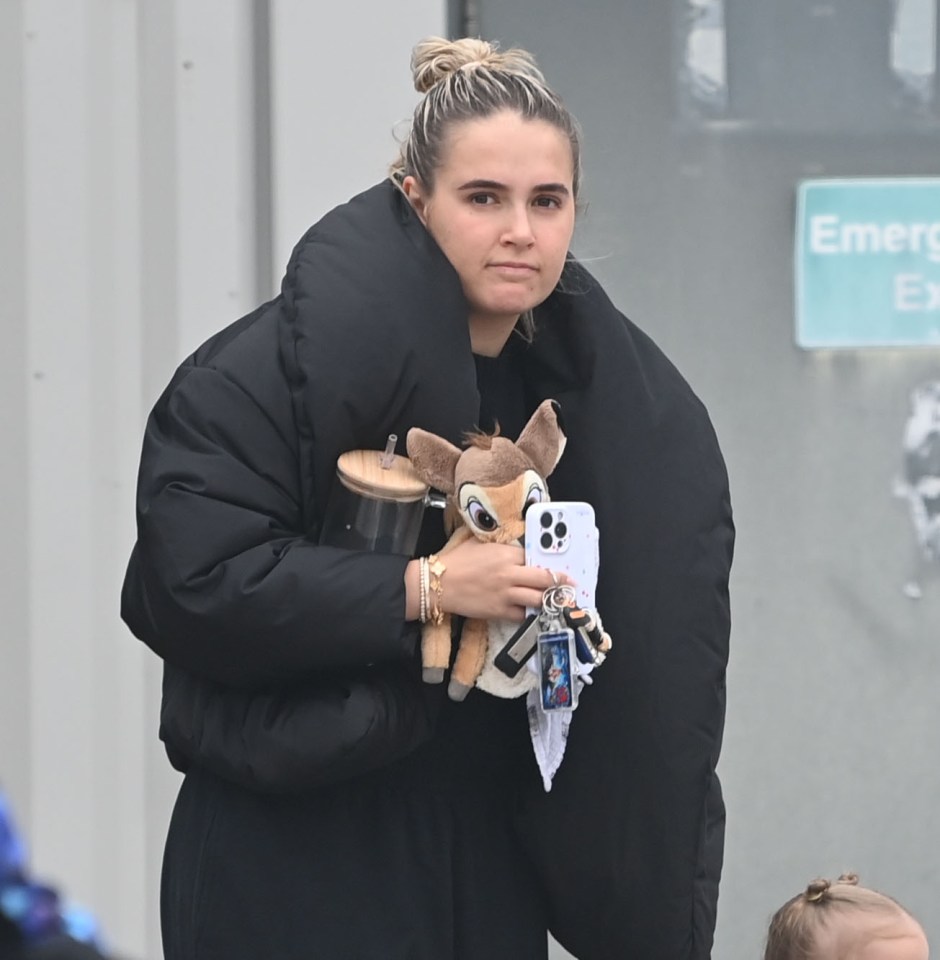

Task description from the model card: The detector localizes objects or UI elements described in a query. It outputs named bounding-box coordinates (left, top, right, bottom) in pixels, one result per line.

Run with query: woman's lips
left=489, top=262, right=538, bottom=276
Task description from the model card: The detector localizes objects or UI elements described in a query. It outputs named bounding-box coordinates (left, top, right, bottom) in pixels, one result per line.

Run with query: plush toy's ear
left=516, top=399, right=567, bottom=478
left=406, top=427, right=462, bottom=495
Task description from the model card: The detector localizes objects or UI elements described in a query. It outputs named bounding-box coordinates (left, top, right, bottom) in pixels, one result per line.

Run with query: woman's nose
left=501, top=205, right=535, bottom=245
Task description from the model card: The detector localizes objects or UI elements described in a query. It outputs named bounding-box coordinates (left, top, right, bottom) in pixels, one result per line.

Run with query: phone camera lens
left=540, top=511, right=553, bottom=529
left=555, top=522, right=567, bottom=539
left=540, top=532, right=553, bottom=550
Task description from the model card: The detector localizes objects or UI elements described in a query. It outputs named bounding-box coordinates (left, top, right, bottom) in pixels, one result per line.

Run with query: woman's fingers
left=439, top=539, right=574, bottom=621
left=515, top=563, right=572, bottom=590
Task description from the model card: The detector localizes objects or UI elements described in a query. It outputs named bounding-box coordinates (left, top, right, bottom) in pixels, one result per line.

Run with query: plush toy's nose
left=496, top=520, right=526, bottom=546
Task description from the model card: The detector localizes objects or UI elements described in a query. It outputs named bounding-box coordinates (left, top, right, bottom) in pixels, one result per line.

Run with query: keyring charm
left=542, top=583, right=576, bottom=616
left=535, top=585, right=579, bottom=713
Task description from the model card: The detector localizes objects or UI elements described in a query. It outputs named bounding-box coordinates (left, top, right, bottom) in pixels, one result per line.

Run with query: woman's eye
left=467, top=500, right=498, bottom=531
left=469, top=193, right=496, bottom=206
left=534, top=195, right=562, bottom=209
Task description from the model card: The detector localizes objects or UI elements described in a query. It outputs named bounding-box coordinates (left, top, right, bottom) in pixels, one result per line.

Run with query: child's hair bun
left=409, top=37, right=544, bottom=94
left=804, top=873, right=860, bottom=903
left=804, top=878, right=831, bottom=903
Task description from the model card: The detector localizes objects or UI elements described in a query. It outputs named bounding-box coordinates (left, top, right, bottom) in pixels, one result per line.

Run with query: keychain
left=494, top=585, right=576, bottom=679
left=493, top=584, right=607, bottom=708
left=535, top=585, right=579, bottom=713
left=494, top=612, right=541, bottom=678
left=563, top=605, right=609, bottom=667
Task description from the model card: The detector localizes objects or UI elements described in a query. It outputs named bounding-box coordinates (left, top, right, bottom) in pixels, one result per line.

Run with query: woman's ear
left=401, top=176, right=428, bottom=225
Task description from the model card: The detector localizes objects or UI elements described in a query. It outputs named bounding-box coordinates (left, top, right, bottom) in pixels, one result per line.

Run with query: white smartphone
left=524, top=501, right=599, bottom=616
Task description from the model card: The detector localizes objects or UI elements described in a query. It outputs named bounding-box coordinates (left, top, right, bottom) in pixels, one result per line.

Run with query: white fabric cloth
left=525, top=660, right=595, bottom=791
left=476, top=614, right=603, bottom=791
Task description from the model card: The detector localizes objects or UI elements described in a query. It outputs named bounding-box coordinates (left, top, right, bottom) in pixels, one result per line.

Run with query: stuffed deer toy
left=406, top=399, right=566, bottom=702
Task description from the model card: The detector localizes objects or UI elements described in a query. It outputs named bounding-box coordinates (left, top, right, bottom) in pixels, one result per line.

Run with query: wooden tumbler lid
left=336, top=449, right=429, bottom=503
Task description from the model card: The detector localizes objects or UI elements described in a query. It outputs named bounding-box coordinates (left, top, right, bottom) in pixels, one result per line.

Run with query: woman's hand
left=405, top=539, right=569, bottom=623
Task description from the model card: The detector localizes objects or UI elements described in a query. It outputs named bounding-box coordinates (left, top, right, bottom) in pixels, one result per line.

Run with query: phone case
left=524, top=501, right=599, bottom=616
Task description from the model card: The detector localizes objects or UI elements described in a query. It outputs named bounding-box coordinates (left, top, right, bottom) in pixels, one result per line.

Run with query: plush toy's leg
left=448, top=618, right=488, bottom=701
left=422, top=616, right=452, bottom=684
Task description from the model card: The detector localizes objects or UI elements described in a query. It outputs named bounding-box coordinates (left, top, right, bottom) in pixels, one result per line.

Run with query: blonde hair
left=763, top=874, right=916, bottom=960
left=390, top=36, right=583, bottom=200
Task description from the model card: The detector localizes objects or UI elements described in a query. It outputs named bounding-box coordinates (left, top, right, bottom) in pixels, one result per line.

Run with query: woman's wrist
left=404, top=559, right=422, bottom=621
left=404, top=555, right=446, bottom=622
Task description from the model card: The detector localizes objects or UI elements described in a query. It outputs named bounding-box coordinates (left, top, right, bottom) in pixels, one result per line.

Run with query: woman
left=122, top=37, right=733, bottom=960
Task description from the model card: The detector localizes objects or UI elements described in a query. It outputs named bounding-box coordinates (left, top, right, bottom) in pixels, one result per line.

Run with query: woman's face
left=402, top=110, right=576, bottom=343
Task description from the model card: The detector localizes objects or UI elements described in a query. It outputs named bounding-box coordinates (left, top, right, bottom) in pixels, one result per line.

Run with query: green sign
left=796, top=179, right=940, bottom=348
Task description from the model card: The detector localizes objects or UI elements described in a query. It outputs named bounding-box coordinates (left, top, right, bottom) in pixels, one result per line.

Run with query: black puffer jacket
left=122, top=181, right=733, bottom=959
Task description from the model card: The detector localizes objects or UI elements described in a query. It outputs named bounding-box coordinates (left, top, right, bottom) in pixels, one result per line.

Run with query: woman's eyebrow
left=456, top=179, right=570, bottom=195
left=457, top=179, right=506, bottom=191
left=532, top=182, right=570, bottom=195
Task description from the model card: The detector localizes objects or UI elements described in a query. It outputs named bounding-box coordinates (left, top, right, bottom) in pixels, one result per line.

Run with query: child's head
left=764, top=873, right=928, bottom=960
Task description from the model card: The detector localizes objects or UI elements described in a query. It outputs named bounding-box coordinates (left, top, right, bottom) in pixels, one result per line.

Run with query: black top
left=473, top=334, right=529, bottom=439
left=392, top=337, right=535, bottom=793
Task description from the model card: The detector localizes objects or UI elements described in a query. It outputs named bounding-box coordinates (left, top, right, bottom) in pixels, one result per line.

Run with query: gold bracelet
left=428, top=553, right=446, bottom=625
left=418, top=557, right=429, bottom=624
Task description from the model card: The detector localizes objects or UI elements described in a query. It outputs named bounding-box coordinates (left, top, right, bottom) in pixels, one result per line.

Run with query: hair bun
left=805, top=879, right=831, bottom=903
left=410, top=36, right=545, bottom=94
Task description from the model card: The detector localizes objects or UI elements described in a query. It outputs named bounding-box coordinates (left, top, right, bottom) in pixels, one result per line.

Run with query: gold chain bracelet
left=427, top=553, right=446, bottom=625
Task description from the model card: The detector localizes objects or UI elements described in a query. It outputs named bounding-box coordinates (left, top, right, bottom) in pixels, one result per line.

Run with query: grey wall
left=469, top=2, right=940, bottom=958
left=0, top=3, right=444, bottom=958
left=0, top=0, right=30, bottom=837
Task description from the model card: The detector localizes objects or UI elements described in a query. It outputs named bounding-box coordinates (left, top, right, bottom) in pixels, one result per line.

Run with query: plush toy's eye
left=522, top=472, right=547, bottom=516
left=524, top=483, right=544, bottom=508
left=467, top=499, right=498, bottom=532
